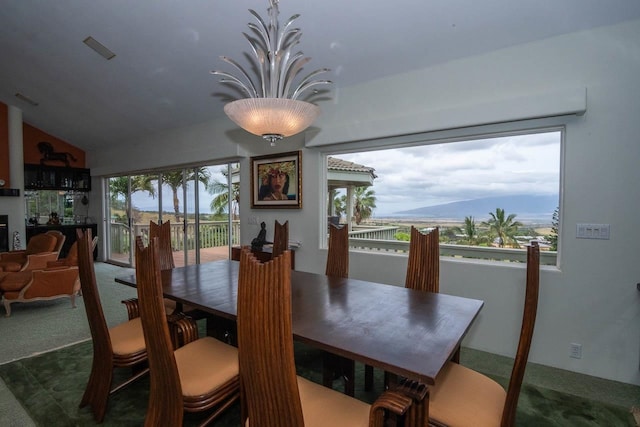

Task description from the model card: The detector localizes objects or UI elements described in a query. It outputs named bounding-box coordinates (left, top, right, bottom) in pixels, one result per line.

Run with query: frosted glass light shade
left=224, top=98, right=320, bottom=140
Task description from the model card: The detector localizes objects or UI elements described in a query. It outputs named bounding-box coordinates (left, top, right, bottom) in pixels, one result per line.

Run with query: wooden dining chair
left=321, top=223, right=356, bottom=395
left=272, top=220, right=289, bottom=259
left=77, top=229, right=148, bottom=423
left=149, top=220, right=174, bottom=270
left=365, top=226, right=441, bottom=390
left=236, top=247, right=413, bottom=426
left=324, top=223, right=349, bottom=278
left=416, top=241, right=541, bottom=427
left=405, top=226, right=439, bottom=293
left=134, top=236, right=239, bottom=427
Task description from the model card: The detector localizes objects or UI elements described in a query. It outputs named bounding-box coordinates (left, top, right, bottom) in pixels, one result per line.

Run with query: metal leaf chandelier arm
left=211, top=56, right=258, bottom=98
left=292, top=78, right=333, bottom=101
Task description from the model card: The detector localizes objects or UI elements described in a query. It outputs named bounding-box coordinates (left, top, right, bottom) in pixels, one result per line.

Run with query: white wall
left=89, top=19, right=640, bottom=386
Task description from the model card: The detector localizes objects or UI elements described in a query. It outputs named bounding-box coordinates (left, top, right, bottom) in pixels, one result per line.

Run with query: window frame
left=320, top=117, right=567, bottom=267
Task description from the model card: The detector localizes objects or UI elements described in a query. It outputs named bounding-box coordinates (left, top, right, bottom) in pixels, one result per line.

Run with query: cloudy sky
left=333, top=130, right=561, bottom=216
left=129, top=130, right=560, bottom=217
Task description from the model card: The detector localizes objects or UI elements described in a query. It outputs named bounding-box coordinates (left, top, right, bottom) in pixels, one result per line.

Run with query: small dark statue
left=251, top=221, right=269, bottom=251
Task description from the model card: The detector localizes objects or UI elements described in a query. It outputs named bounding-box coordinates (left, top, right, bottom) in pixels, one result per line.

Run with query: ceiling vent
left=14, top=93, right=38, bottom=106
left=83, top=36, right=116, bottom=60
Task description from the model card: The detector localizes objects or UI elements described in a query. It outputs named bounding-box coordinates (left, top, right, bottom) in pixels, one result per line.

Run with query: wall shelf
left=24, top=164, right=91, bottom=192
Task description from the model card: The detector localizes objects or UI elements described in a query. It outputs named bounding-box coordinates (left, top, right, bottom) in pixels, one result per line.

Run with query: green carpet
left=0, top=340, right=635, bottom=426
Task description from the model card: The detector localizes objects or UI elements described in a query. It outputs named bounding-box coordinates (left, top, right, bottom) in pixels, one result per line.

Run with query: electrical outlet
left=248, top=216, right=258, bottom=225
left=569, top=343, right=582, bottom=359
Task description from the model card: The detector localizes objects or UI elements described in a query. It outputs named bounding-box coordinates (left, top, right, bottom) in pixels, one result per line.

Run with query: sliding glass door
left=105, top=163, right=240, bottom=267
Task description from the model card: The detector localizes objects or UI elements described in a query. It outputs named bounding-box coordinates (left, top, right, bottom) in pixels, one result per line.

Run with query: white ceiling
left=1, top=0, right=640, bottom=152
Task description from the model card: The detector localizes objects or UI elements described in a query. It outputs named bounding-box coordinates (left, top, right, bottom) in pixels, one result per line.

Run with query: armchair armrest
left=0, top=250, right=26, bottom=263
left=168, top=314, right=199, bottom=349
left=121, top=298, right=140, bottom=320
left=390, top=378, right=431, bottom=427
left=22, top=252, right=59, bottom=271
left=370, top=389, right=413, bottom=426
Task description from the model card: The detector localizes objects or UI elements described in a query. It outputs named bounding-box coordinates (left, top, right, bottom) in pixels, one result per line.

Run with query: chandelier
left=212, top=0, right=331, bottom=146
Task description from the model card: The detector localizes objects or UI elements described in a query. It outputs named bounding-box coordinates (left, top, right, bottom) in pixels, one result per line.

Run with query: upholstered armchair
left=0, top=265, right=80, bottom=316
left=0, top=233, right=60, bottom=273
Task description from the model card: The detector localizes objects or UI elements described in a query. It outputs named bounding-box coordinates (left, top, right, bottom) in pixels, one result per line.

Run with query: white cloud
left=333, top=131, right=561, bottom=215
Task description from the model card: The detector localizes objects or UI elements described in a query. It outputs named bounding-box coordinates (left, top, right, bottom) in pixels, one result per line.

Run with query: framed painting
left=251, top=150, right=302, bottom=209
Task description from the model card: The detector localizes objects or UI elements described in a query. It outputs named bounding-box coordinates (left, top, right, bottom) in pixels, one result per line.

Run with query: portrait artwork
left=251, top=151, right=302, bottom=209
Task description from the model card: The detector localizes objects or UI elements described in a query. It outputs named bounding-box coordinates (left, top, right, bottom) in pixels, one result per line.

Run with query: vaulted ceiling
left=1, top=0, right=639, bottom=152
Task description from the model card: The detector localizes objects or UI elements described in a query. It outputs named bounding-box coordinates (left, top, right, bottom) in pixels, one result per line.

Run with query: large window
left=326, top=128, right=562, bottom=265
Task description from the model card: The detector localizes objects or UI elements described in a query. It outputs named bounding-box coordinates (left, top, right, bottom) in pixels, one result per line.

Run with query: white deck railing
left=110, top=221, right=556, bottom=265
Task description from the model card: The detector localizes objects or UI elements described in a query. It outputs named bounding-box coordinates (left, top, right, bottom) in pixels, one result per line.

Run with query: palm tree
left=332, top=193, right=347, bottom=218
left=162, top=168, right=211, bottom=222
left=353, top=186, right=376, bottom=225
left=207, top=165, right=240, bottom=219
left=453, top=216, right=479, bottom=244
left=108, top=175, right=156, bottom=222
left=482, top=208, right=523, bottom=248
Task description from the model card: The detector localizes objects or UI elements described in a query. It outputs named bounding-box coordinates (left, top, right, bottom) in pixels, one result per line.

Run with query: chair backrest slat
left=149, top=220, right=175, bottom=270
left=325, top=224, right=349, bottom=278
left=237, top=247, right=304, bottom=426
left=272, top=220, right=289, bottom=259
left=501, top=241, right=540, bottom=427
left=76, top=229, right=113, bottom=359
left=135, top=236, right=183, bottom=427
left=405, top=227, right=439, bottom=293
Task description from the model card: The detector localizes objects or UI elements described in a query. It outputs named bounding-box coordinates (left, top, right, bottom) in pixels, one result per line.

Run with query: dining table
left=115, top=259, right=484, bottom=423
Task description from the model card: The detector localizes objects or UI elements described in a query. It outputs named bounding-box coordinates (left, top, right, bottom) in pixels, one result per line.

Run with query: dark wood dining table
left=115, top=259, right=484, bottom=388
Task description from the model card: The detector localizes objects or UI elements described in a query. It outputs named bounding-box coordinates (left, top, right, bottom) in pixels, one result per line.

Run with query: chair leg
left=451, top=344, right=461, bottom=364
left=364, top=364, right=374, bottom=391
left=322, top=353, right=355, bottom=396
left=3, top=299, right=11, bottom=317
left=80, top=357, right=114, bottom=423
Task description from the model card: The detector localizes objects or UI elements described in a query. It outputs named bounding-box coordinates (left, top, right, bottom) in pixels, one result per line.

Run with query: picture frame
left=251, top=150, right=302, bottom=209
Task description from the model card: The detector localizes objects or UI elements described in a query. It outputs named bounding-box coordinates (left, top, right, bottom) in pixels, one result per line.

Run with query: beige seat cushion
left=428, top=361, right=507, bottom=427
left=109, top=317, right=146, bottom=356
left=174, top=336, right=239, bottom=398
left=245, top=376, right=371, bottom=427
left=298, top=376, right=370, bottom=427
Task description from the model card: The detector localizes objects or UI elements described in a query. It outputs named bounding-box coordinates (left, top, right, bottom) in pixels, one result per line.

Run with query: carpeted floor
left=0, top=338, right=636, bottom=427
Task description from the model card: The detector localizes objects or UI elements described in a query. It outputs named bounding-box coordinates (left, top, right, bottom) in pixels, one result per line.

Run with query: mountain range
left=391, top=195, right=558, bottom=223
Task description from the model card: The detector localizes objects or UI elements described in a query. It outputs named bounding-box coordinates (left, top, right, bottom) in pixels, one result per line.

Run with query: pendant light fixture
left=212, top=0, right=331, bottom=146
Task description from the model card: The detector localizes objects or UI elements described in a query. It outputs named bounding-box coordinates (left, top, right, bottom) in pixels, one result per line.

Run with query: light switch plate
left=576, top=223, right=610, bottom=240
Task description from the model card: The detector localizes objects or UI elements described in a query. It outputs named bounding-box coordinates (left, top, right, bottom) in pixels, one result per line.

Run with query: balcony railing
left=110, top=220, right=240, bottom=254
left=348, top=226, right=557, bottom=265
left=110, top=221, right=556, bottom=265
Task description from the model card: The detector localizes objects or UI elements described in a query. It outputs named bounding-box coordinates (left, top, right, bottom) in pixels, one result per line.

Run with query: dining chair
left=272, top=220, right=289, bottom=259
left=77, top=229, right=148, bottom=423
left=411, top=241, right=541, bottom=427
left=236, top=247, right=413, bottom=426
left=321, top=223, right=356, bottom=395
left=149, top=220, right=174, bottom=270
left=363, top=226, right=442, bottom=390
left=134, top=236, right=239, bottom=427
left=405, top=226, right=439, bottom=293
